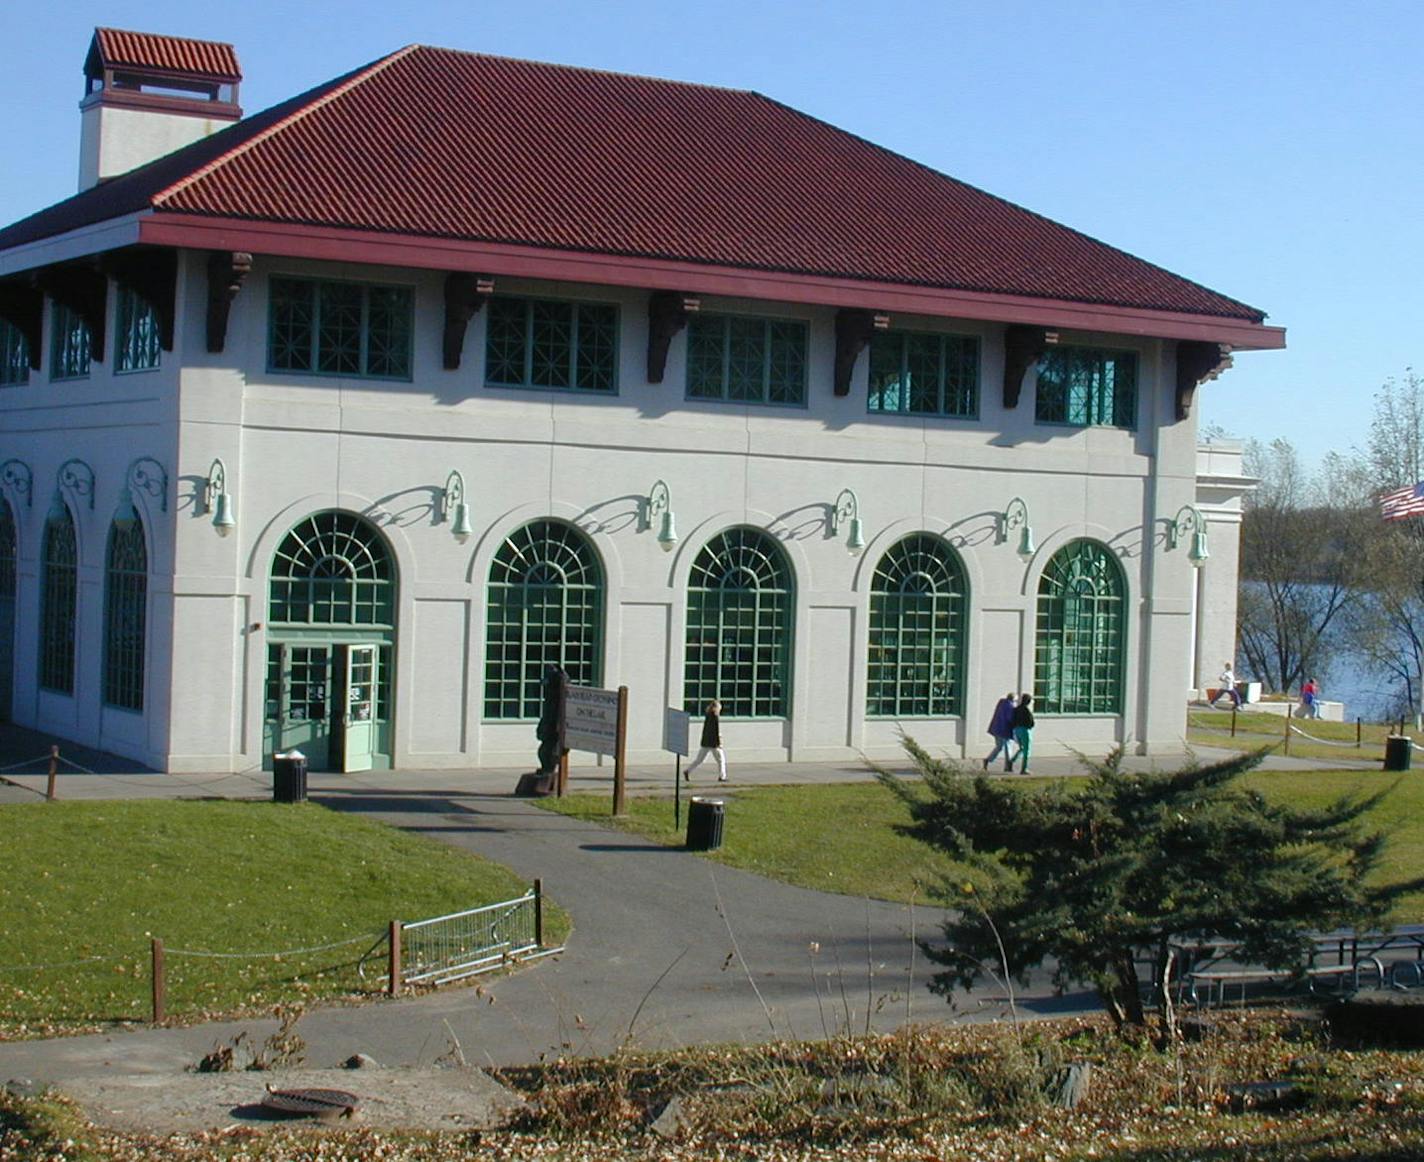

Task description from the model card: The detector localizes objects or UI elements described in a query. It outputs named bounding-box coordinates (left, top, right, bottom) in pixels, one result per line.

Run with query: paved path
left=0, top=724, right=1383, bottom=1085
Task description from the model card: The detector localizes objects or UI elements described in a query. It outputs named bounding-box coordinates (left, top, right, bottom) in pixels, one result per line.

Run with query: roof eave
left=0, top=211, right=147, bottom=278
left=140, top=214, right=1282, bottom=350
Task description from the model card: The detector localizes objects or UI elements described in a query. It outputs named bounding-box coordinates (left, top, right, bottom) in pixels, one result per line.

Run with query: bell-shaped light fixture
left=112, top=487, right=139, bottom=533
left=832, top=488, right=865, bottom=556
left=1001, top=497, right=1035, bottom=562
left=647, top=479, right=678, bottom=552
left=1168, top=504, right=1209, bottom=568
left=204, top=458, right=236, bottom=538
left=443, top=469, right=472, bottom=545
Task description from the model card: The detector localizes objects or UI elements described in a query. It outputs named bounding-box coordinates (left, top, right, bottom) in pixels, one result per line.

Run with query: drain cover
left=261, top=1086, right=360, bottom=1119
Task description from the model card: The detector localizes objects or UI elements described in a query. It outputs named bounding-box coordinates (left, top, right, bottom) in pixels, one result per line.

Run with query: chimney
left=79, top=28, right=242, bottom=191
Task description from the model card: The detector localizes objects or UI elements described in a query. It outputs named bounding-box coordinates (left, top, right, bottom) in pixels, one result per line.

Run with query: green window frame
left=103, top=516, right=147, bottom=711
left=50, top=302, right=91, bottom=382
left=685, top=527, right=793, bottom=718
left=1034, top=539, right=1125, bottom=714
left=116, top=286, right=161, bottom=373
left=484, top=520, right=604, bottom=720
left=867, top=534, right=967, bottom=717
left=0, top=318, right=28, bottom=386
left=868, top=330, right=979, bottom=417
left=484, top=296, right=618, bottom=393
left=1035, top=346, right=1137, bottom=429
left=39, top=504, right=78, bottom=694
left=686, top=314, right=807, bottom=406
left=268, top=277, right=413, bottom=380
left=269, top=511, right=397, bottom=627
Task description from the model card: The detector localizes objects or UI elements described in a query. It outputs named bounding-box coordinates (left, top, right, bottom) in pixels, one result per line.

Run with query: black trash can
left=273, top=751, right=309, bottom=803
left=1385, top=735, right=1412, bottom=772
left=686, top=796, right=725, bottom=851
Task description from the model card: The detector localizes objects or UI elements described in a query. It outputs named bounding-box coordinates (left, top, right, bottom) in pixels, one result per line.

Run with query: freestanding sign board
left=564, top=683, right=630, bottom=815
left=663, top=709, right=690, bottom=757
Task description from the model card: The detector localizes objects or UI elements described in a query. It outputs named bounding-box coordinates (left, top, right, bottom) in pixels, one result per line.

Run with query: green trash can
left=686, top=797, right=725, bottom=851
left=1384, top=735, right=1412, bottom=772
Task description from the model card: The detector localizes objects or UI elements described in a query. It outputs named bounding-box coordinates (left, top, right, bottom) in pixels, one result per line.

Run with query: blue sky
left=2, top=0, right=1419, bottom=471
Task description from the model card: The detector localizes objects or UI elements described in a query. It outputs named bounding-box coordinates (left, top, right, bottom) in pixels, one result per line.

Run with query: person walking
left=1218, top=663, right=1242, bottom=710
left=983, top=691, right=1017, bottom=770
left=684, top=699, right=727, bottom=782
left=1007, top=693, right=1035, bottom=774
left=1301, top=678, right=1320, bottom=719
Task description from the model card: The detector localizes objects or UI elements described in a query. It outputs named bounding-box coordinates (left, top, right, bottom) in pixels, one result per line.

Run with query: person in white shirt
left=1218, top=663, right=1242, bottom=710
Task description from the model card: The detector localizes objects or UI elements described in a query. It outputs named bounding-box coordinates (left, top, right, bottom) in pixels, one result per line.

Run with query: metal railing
left=398, top=882, right=546, bottom=987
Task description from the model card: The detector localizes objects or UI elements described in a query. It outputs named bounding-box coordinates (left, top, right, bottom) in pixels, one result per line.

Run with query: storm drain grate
left=261, top=1086, right=360, bottom=1120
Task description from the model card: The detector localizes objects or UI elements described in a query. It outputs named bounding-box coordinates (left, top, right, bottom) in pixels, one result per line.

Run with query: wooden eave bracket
left=1175, top=340, right=1234, bottom=420
left=0, top=281, right=43, bottom=370
left=647, top=291, right=699, bottom=383
left=107, top=248, right=178, bottom=351
left=833, top=309, right=886, bottom=397
left=1003, top=324, right=1048, bottom=409
left=442, top=272, right=494, bottom=370
left=40, top=265, right=108, bottom=363
left=206, top=251, right=252, bottom=353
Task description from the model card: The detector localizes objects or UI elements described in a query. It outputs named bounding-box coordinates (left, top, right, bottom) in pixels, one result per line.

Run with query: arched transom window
left=867, top=534, right=967, bottom=717
left=269, top=511, right=396, bottom=626
left=40, top=504, right=78, bottom=694
left=104, top=516, right=148, bottom=711
left=1034, top=539, right=1125, bottom=714
left=685, top=527, right=793, bottom=719
left=484, top=520, right=604, bottom=719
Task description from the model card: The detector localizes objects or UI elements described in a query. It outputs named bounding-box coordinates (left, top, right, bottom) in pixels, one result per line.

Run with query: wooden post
left=1230, top=705, right=1237, bottom=737
left=612, top=684, right=629, bottom=817
left=1357, top=717, right=1363, bottom=748
left=533, top=878, right=544, bottom=948
left=387, top=920, right=402, bottom=997
left=558, top=750, right=569, bottom=797
left=46, top=745, right=58, bottom=801
left=1283, top=709, right=1291, bottom=755
left=151, top=937, right=165, bottom=1024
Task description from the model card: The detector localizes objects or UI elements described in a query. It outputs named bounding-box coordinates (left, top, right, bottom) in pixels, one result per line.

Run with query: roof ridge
left=152, top=44, right=420, bottom=209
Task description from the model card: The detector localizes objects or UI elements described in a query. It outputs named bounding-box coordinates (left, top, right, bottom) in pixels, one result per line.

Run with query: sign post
left=664, top=707, right=691, bottom=828
left=564, top=683, right=629, bottom=815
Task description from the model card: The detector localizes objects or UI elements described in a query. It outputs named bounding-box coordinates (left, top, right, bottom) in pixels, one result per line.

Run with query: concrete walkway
left=0, top=724, right=1384, bottom=1088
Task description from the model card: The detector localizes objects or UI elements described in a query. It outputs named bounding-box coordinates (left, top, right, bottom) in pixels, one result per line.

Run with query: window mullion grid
left=358, top=286, right=371, bottom=378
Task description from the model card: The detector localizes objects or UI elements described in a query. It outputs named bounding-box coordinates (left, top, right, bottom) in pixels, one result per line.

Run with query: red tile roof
left=8, top=44, right=1263, bottom=323
left=88, top=28, right=241, bottom=82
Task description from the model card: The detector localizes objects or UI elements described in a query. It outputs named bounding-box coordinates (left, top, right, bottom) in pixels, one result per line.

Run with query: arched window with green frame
left=484, top=519, right=604, bottom=719
left=685, top=527, right=793, bottom=719
left=0, top=498, right=16, bottom=720
left=39, top=503, right=78, bottom=694
left=1034, top=539, right=1125, bottom=714
left=269, top=510, right=396, bottom=626
left=103, top=515, right=147, bottom=711
left=867, top=534, right=967, bottom=717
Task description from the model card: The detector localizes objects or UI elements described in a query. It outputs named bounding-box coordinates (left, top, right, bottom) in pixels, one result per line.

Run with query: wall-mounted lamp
left=441, top=469, right=472, bottom=544
left=113, top=456, right=168, bottom=532
left=645, top=479, right=678, bottom=551
left=0, top=458, right=32, bottom=507
left=202, top=458, right=236, bottom=538
left=999, top=496, right=1035, bottom=561
left=1167, top=503, right=1209, bottom=567
left=48, top=458, right=95, bottom=522
left=831, top=488, right=865, bottom=555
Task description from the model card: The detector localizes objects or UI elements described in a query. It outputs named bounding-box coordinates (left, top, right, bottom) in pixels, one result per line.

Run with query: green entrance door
left=330, top=644, right=376, bottom=773
left=265, top=643, right=388, bottom=772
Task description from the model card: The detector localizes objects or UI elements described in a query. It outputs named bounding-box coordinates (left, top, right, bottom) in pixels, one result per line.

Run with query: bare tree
left=1238, top=438, right=1372, bottom=694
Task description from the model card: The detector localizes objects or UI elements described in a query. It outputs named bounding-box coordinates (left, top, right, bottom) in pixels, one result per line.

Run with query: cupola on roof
left=85, top=28, right=242, bottom=87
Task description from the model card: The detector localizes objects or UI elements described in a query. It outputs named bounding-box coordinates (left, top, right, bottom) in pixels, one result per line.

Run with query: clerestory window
left=686, top=314, right=807, bottom=406
left=1035, top=346, right=1137, bottom=429
left=268, top=277, right=413, bottom=380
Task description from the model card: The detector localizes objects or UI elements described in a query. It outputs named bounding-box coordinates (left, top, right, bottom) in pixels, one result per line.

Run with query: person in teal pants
left=1008, top=693, right=1035, bottom=774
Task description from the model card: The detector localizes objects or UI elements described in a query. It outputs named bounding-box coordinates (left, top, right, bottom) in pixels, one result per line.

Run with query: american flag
left=1380, top=482, right=1424, bottom=520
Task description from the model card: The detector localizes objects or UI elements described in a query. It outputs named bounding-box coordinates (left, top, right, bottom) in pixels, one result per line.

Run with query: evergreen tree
left=876, top=740, right=1418, bottom=1032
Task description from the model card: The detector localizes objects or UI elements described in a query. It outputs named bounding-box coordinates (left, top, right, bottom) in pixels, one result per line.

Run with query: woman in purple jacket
left=982, top=692, right=1017, bottom=771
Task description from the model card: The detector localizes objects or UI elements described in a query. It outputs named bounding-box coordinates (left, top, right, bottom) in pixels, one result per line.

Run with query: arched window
left=867, top=534, right=967, bottom=717
left=269, top=511, right=396, bottom=626
left=39, top=505, right=78, bottom=694
left=104, top=516, right=147, bottom=711
left=685, top=527, right=793, bottom=718
left=0, top=498, right=15, bottom=719
left=1034, top=539, right=1125, bottom=714
left=485, top=520, right=604, bottom=719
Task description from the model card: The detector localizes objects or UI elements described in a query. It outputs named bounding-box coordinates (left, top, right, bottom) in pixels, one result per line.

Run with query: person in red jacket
left=684, top=700, right=727, bottom=782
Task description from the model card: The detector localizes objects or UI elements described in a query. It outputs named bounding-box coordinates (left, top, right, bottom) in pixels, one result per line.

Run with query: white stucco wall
left=0, top=249, right=1216, bottom=773
left=78, top=104, right=231, bottom=190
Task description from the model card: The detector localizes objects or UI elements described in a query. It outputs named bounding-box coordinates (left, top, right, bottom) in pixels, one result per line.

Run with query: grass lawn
left=1187, top=707, right=1417, bottom=764
left=539, top=767, right=1424, bottom=919
left=0, top=800, right=568, bottom=1035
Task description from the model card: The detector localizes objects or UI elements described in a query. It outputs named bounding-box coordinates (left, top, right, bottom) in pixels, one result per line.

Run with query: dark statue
left=515, top=666, right=566, bottom=797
